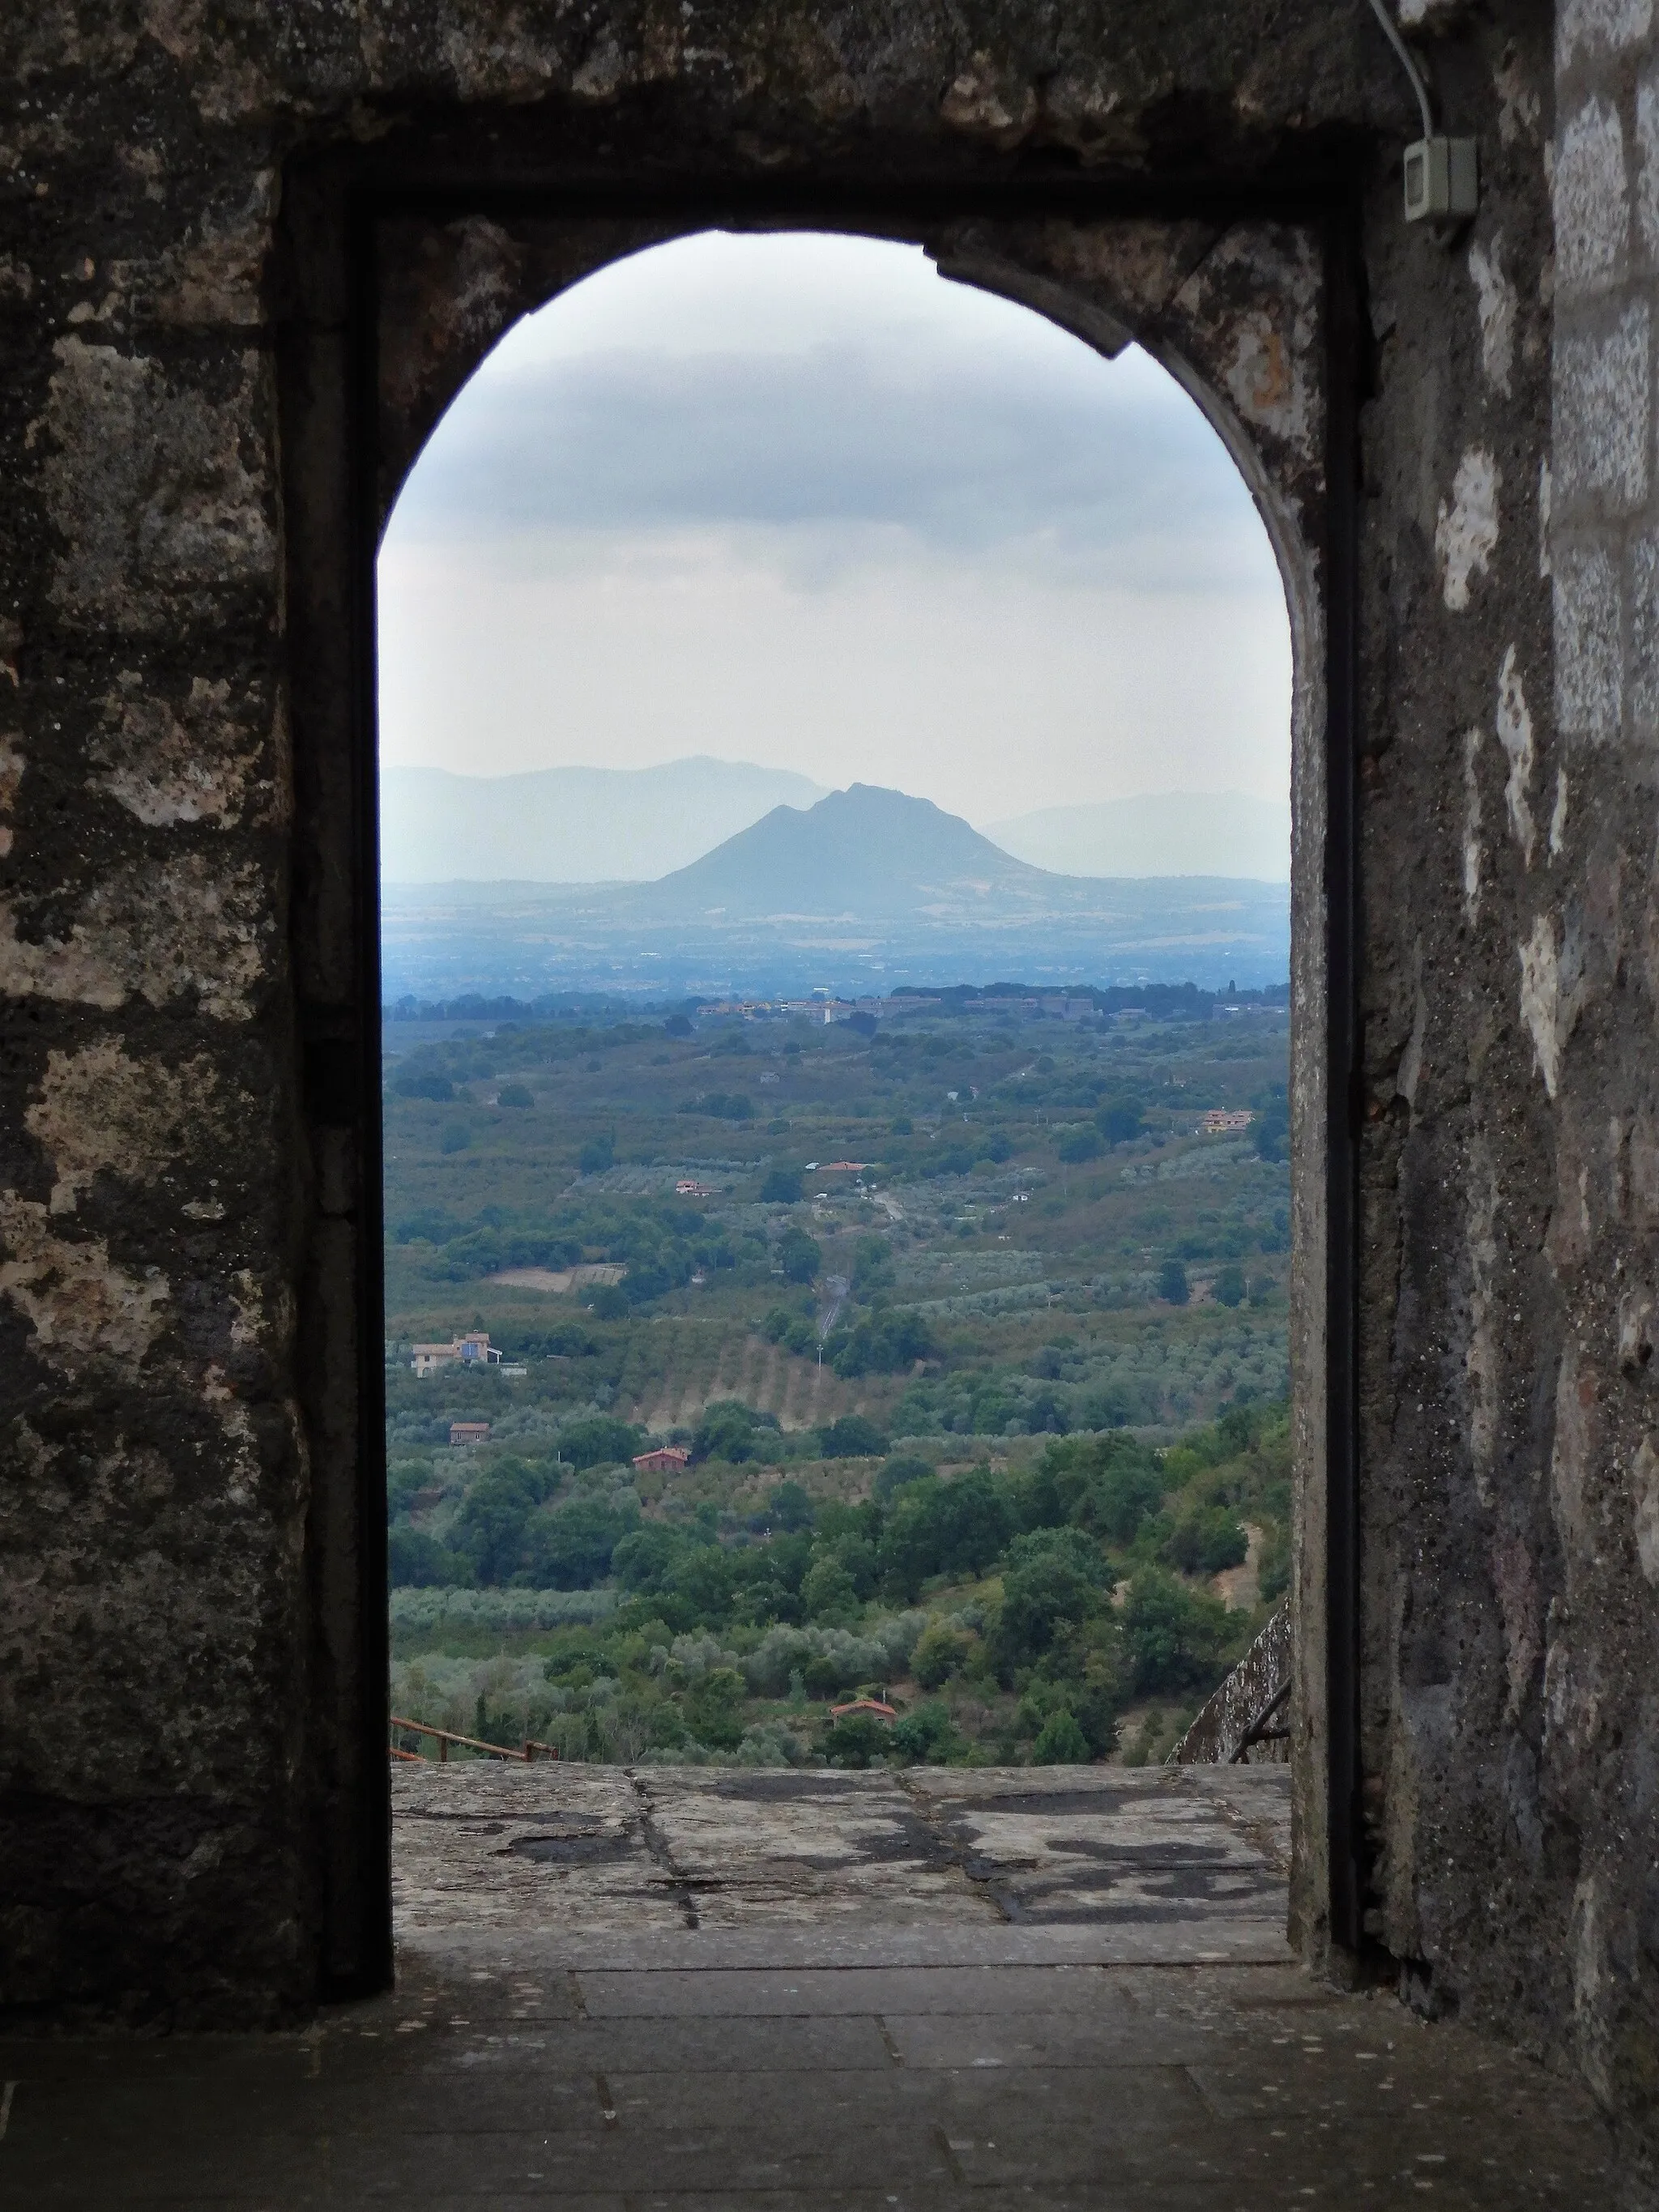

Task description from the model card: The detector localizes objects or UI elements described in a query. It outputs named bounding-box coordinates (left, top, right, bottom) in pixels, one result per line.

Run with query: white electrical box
left=1403, top=134, right=1478, bottom=221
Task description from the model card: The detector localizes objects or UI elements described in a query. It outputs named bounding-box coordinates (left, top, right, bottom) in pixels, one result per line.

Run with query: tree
left=778, top=1226, right=821, bottom=1283
left=1079, top=1457, right=1166, bottom=1546
left=1252, top=1086, right=1289, bottom=1162
left=1158, top=1259, right=1190, bottom=1306
left=804, top=1651, right=854, bottom=1697
left=878, top=1468, right=1016, bottom=1598
left=766, top=1479, right=815, bottom=1531
left=1030, top=1709, right=1091, bottom=1763
left=1076, top=1379, right=1147, bottom=1430
left=391, top=1068, right=454, bottom=1101
left=557, top=1413, right=642, bottom=1470
left=1121, top=1569, right=1239, bottom=1696
left=817, top=1413, right=889, bottom=1459
left=996, top=1529, right=1107, bottom=1663
left=874, top=1454, right=932, bottom=1502
left=851, top=1233, right=894, bottom=1296
left=451, top=1457, right=551, bottom=1584
left=1162, top=1507, right=1249, bottom=1576
left=522, top=1497, right=639, bottom=1588
left=1056, top=1125, right=1102, bottom=1164
left=441, top=1122, right=471, bottom=1154
left=612, top=1524, right=703, bottom=1595
left=1096, top=1099, right=1145, bottom=1145
left=684, top=1666, right=747, bottom=1749
left=497, top=1082, right=534, bottom=1109
left=693, top=1400, right=778, bottom=1464
left=663, top=1012, right=693, bottom=1036
left=800, top=1555, right=859, bottom=1625
left=761, top=1168, right=803, bottom=1204
left=578, top=1132, right=614, bottom=1174
left=891, top=1700, right=962, bottom=1762
left=387, top=1528, right=472, bottom=1588
left=830, top=1308, right=937, bottom=1379
left=911, top=1617, right=974, bottom=1688
left=821, top=1711, right=892, bottom=1768
left=662, top=1545, right=744, bottom=1622
left=1213, top=1262, right=1247, bottom=1307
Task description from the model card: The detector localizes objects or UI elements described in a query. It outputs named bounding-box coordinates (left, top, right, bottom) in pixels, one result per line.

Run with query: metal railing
left=390, top=1714, right=560, bottom=1763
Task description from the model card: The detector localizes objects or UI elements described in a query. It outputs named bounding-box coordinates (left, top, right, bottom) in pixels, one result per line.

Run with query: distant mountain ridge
left=380, top=758, right=830, bottom=884
left=379, top=782, right=1290, bottom=999
left=641, top=783, right=1055, bottom=917
left=987, top=790, right=1289, bottom=881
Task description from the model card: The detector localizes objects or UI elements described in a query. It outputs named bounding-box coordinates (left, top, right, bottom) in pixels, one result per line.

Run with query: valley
left=384, top=981, right=1291, bottom=1773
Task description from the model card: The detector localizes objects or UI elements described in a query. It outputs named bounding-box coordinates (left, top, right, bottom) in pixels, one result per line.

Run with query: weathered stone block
left=1554, top=300, right=1651, bottom=515
left=1555, top=542, right=1626, bottom=738
left=36, top=340, right=278, bottom=637
left=1559, top=0, right=1656, bottom=68
left=1555, top=95, right=1631, bottom=300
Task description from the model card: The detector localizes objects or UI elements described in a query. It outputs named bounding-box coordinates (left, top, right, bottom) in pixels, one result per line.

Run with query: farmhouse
left=633, top=1446, right=692, bottom=1473
left=410, top=1332, right=501, bottom=1377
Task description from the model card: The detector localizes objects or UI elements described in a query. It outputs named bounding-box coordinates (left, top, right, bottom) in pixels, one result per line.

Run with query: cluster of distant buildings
left=693, top=993, right=1098, bottom=1025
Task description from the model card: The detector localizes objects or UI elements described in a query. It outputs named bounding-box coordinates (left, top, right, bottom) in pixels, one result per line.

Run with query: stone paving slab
left=392, top=1763, right=1294, bottom=1937
left=0, top=1768, right=1629, bottom=2209
left=1, top=1990, right=1619, bottom=2208
left=402, top=1919, right=1298, bottom=1979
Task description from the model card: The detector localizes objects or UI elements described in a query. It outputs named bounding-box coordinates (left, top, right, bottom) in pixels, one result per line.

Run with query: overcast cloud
left=378, top=230, right=1292, bottom=824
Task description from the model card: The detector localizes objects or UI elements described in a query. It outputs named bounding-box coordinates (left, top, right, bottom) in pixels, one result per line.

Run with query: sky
left=377, top=230, right=1292, bottom=829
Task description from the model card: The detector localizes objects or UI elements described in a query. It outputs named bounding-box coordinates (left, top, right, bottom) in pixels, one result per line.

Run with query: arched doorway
left=326, top=211, right=1346, bottom=1991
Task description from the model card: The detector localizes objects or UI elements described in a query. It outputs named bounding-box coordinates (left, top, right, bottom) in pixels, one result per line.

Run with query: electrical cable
left=1365, top=0, right=1435, bottom=141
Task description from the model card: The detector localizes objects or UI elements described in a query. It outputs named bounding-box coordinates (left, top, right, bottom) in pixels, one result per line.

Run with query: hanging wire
left=1366, top=0, right=1435, bottom=140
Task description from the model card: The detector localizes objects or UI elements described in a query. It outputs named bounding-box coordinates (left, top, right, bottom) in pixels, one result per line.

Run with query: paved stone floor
left=0, top=1766, right=1629, bottom=2207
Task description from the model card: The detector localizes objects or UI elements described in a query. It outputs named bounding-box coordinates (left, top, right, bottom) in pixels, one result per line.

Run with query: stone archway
left=278, top=197, right=1353, bottom=1993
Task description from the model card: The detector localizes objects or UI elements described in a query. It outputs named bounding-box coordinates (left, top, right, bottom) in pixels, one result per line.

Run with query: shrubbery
left=777, top=1226, right=821, bottom=1283
left=693, top=1399, right=782, bottom=1464
left=559, top=1413, right=644, bottom=1469
left=817, top=1413, right=889, bottom=1459
left=825, top=1307, right=937, bottom=1378
left=386, top=1400, right=1282, bottom=1769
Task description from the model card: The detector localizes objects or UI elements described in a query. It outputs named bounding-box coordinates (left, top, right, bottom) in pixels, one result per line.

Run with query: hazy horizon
left=380, top=761, right=1290, bottom=886
left=379, top=231, right=1292, bottom=830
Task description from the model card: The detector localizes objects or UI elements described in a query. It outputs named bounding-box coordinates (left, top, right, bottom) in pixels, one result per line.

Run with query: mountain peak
left=642, top=782, right=1048, bottom=917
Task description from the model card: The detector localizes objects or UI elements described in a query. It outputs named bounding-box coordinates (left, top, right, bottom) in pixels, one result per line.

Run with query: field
left=382, top=984, right=1291, bottom=1770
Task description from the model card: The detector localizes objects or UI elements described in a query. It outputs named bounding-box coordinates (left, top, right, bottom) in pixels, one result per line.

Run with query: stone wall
left=8, top=0, right=1659, bottom=2178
